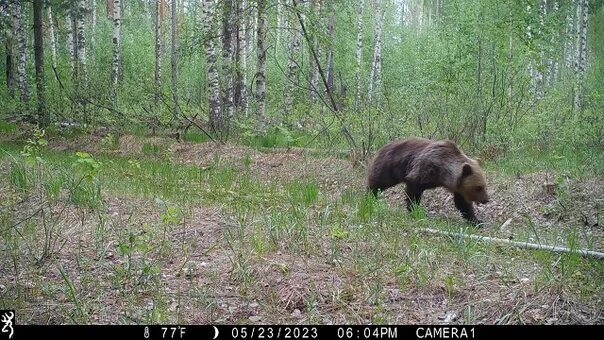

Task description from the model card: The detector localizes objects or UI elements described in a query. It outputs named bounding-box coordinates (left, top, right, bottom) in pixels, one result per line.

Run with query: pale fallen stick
left=417, top=227, right=604, bottom=260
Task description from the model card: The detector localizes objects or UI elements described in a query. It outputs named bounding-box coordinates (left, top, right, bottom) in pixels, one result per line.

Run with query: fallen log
left=418, top=227, right=604, bottom=260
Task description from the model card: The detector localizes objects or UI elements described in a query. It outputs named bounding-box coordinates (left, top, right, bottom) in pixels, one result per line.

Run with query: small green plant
left=115, top=228, right=160, bottom=287
left=444, top=274, right=456, bottom=303
left=21, top=128, right=48, bottom=166
left=70, top=152, right=102, bottom=208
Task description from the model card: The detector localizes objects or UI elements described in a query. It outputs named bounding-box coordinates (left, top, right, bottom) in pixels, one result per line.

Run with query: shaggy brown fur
left=367, top=137, right=489, bottom=225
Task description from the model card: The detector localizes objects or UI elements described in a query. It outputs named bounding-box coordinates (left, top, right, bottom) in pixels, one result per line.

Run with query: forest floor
left=0, top=130, right=603, bottom=325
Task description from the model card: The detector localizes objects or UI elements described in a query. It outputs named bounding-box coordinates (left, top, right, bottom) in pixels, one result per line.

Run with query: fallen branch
left=418, top=227, right=604, bottom=260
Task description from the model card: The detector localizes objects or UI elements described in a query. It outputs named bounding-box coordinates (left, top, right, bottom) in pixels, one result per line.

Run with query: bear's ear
left=461, top=163, right=473, bottom=178
left=475, top=158, right=484, bottom=167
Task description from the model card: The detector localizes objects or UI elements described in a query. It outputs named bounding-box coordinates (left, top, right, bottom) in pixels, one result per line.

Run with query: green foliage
left=20, top=128, right=48, bottom=166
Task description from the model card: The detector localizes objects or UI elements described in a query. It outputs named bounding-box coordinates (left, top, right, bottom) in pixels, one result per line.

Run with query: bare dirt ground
left=1, top=134, right=603, bottom=324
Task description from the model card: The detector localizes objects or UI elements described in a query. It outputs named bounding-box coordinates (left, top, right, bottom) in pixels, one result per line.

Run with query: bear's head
left=458, top=160, right=489, bottom=204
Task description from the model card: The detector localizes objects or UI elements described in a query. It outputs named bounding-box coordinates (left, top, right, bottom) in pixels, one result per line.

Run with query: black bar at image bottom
left=7, top=324, right=599, bottom=340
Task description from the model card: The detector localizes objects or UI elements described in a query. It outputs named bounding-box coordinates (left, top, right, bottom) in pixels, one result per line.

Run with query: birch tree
left=325, top=13, right=335, bottom=99
left=221, top=0, right=235, bottom=120
left=354, top=0, right=365, bottom=112
left=111, top=0, right=121, bottom=108
left=66, top=6, right=76, bottom=78
left=573, top=0, right=589, bottom=113
left=204, top=0, right=222, bottom=131
left=276, top=0, right=283, bottom=53
left=309, top=0, right=321, bottom=103
left=368, top=0, right=383, bottom=107
left=4, top=8, right=15, bottom=98
left=547, top=1, right=559, bottom=86
left=13, top=0, right=29, bottom=104
left=534, top=0, right=546, bottom=99
left=284, top=4, right=302, bottom=121
left=33, top=0, right=47, bottom=124
left=235, top=0, right=248, bottom=116
left=171, top=0, right=179, bottom=116
left=48, top=6, right=57, bottom=70
left=76, top=0, right=88, bottom=84
left=563, top=0, right=576, bottom=83
left=155, top=0, right=165, bottom=106
left=256, top=0, right=267, bottom=132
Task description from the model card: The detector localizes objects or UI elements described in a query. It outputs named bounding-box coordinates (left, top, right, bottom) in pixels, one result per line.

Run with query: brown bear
left=367, top=137, right=489, bottom=225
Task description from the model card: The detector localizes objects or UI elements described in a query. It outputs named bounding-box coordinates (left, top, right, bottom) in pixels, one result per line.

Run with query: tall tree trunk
left=221, top=0, right=235, bottom=121
left=90, top=0, right=97, bottom=52
left=276, top=0, right=283, bottom=53
left=325, top=13, right=335, bottom=99
left=284, top=4, right=302, bottom=122
left=236, top=0, right=248, bottom=116
left=5, top=37, right=15, bottom=98
left=13, top=1, right=29, bottom=105
left=48, top=6, right=58, bottom=70
left=573, top=0, right=588, bottom=113
left=309, top=0, right=321, bottom=104
left=66, top=9, right=76, bottom=79
left=534, top=0, right=546, bottom=99
left=354, top=0, right=365, bottom=112
left=76, top=0, right=88, bottom=84
left=33, top=0, right=47, bottom=125
left=563, top=0, right=576, bottom=83
left=204, top=0, right=222, bottom=132
left=248, top=0, right=257, bottom=61
left=256, top=0, right=267, bottom=132
left=171, top=0, right=179, bottom=116
left=155, top=0, right=164, bottom=107
left=547, top=1, right=560, bottom=86
left=112, top=0, right=121, bottom=109
left=368, top=0, right=383, bottom=107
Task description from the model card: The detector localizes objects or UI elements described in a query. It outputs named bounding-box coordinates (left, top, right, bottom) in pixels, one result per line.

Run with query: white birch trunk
left=256, top=0, right=267, bottom=131
left=534, top=0, right=546, bottom=100
left=354, top=0, right=365, bottom=112
left=76, top=0, right=88, bottom=84
left=563, top=0, right=576, bottom=81
left=368, top=0, right=383, bottom=107
left=48, top=6, right=58, bottom=70
left=276, top=0, right=283, bottom=53
left=284, top=5, right=302, bottom=120
left=222, top=0, right=235, bottom=120
left=66, top=10, right=76, bottom=78
left=155, top=0, right=163, bottom=106
left=171, top=0, right=179, bottom=116
left=573, top=0, right=588, bottom=113
left=13, top=1, right=29, bottom=104
left=309, top=0, right=321, bottom=104
left=92, top=0, right=97, bottom=47
left=204, top=0, right=222, bottom=131
left=238, top=0, right=249, bottom=117
left=547, top=1, right=559, bottom=86
left=111, top=0, right=121, bottom=107
left=325, top=14, right=335, bottom=98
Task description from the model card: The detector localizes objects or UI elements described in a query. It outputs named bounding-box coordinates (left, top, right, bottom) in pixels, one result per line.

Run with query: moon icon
left=213, top=326, right=219, bottom=339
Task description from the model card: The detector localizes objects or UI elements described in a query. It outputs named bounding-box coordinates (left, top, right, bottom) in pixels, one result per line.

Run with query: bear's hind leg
left=453, top=192, right=482, bottom=225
